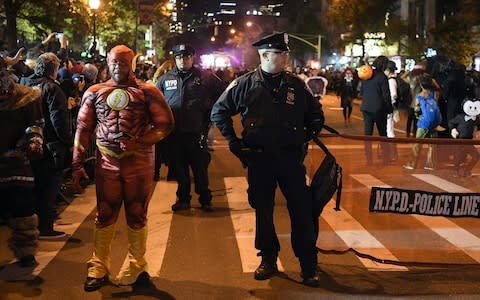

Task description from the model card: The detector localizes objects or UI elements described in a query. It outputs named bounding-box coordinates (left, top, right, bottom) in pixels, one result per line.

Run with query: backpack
left=310, top=127, right=343, bottom=217
left=396, top=76, right=412, bottom=108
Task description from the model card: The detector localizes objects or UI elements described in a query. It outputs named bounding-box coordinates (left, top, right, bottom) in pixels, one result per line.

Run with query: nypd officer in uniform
left=211, top=33, right=324, bottom=287
left=156, top=44, right=226, bottom=212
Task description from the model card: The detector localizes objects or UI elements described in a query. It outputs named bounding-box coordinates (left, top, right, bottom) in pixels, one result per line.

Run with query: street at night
left=2, top=1, right=480, bottom=298
left=2, top=94, right=480, bottom=299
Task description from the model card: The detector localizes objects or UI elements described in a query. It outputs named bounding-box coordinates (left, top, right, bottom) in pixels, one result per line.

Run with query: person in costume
left=448, top=97, right=480, bottom=177
left=0, top=57, right=43, bottom=268
left=71, top=45, right=174, bottom=292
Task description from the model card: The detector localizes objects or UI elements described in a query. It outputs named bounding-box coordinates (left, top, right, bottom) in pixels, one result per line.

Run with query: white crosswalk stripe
left=320, top=199, right=408, bottom=271
left=0, top=186, right=97, bottom=280
left=117, top=181, right=177, bottom=279
left=224, top=177, right=285, bottom=273
left=411, top=174, right=480, bottom=263
left=352, top=173, right=480, bottom=264
left=1, top=172, right=478, bottom=281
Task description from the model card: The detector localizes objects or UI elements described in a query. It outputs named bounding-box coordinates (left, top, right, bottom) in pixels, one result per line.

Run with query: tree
left=326, top=0, right=397, bottom=58
left=1, top=0, right=89, bottom=51
left=91, top=0, right=138, bottom=52
left=428, top=0, right=480, bottom=66
left=282, top=0, right=324, bottom=64
left=1, top=0, right=171, bottom=60
left=151, top=1, right=175, bottom=60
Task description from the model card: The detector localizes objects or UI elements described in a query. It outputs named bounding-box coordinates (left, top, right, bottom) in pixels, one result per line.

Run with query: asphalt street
left=1, top=93, right=480, bottom=299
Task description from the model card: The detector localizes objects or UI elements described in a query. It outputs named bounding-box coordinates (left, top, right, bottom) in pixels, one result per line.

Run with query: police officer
left=211, top=32, right=325, bottom=287
left=156, top=44, right=226, bottom=212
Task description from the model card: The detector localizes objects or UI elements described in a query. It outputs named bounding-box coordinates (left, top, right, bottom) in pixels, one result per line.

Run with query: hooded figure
left=0, top=57, right=44, bottom=268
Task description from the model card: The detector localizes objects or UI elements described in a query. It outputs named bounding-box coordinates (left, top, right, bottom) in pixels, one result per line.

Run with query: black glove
left=229, top=139, right=248, bottom=168
left=305, top=129, right=319, bottom=142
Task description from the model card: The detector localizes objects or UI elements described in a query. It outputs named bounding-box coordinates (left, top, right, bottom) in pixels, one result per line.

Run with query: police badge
left=286, top=87, right=295, bottom=105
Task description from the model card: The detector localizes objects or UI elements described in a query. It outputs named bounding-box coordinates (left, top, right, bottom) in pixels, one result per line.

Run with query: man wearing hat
left=71, top=45, right=174, bottom=291
left=156, top=43, right=226, bottom=212
left=211, top=32, right=324, bottom=287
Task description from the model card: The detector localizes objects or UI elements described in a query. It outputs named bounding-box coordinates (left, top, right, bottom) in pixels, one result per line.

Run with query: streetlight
left=283, top=32, right=322, bottom=63
left=89, top=0, right=100, bottom=58
left=245, top=21, right=262, bottom=33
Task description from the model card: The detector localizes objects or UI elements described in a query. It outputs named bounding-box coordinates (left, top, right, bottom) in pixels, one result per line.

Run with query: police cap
left=172, top=44, right=195, bottom=56
left=252, top=32, right=290, bottom=52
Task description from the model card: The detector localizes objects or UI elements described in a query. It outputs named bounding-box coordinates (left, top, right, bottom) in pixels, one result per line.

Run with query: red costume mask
left=107, top=45, right=136, bottom=85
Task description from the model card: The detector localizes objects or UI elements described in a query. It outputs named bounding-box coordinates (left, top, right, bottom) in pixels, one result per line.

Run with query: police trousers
left=247, top=147, right=317, bottom=270
left=169, top=133, right=211, bottom=204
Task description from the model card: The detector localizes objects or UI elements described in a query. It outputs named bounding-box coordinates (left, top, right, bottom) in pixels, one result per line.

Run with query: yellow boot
left=116, top=226, right=148, bottom=285
left=86, top=224, right=115, bottom=279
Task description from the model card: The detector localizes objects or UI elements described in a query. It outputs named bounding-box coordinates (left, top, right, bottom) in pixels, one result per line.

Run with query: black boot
left=254, top=256, right=278, bottom=280
left=19, top=255, right=37, bottom=268
left=201, top=203, right=214, bottom=212
left=300, top=266, right=321, bottom=287
left=171, top=201, right=191, bottom=211
left=84, top=275, right=108, bottom=292
left=133, top=271, right=154, bottom=289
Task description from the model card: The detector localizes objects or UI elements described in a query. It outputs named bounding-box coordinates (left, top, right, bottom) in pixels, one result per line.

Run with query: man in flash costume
left=72, top=45, right=174, bottom=292
left=0, top=57, right=43, bottom=268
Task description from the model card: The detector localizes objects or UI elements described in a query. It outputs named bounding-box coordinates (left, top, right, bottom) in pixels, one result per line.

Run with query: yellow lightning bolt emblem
left=106, top=89, right=129, bottom=110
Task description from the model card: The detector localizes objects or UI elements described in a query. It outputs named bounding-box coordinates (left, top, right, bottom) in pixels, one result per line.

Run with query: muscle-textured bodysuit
left=73, top=79, right=173, bottom=227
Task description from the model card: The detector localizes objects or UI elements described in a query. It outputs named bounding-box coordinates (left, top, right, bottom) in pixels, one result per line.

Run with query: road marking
left=117, top=181, right=177, bottom=279
left=321, top=198, right=408, bottom=271
left=224, top=177, right=284, bottom=273
left=355, top=173, right=480, bottom=264
left=0, top=185, right=97, bottom=280
left=350, top=174, right=390, bottom=188
left=411, top=174, right=480, bottom=263
left=412, top=174, right=471, bottom=193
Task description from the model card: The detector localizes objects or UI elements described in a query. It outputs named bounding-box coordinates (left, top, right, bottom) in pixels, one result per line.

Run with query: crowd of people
left=1, top=31, right=325, bottom=291
left=1, top=30, right=479, bottom=293
left=312, top=55, right=480, bottom=174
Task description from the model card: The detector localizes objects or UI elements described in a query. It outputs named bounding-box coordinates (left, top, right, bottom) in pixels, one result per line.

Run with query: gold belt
left=96, top=142, right=136, bottom=159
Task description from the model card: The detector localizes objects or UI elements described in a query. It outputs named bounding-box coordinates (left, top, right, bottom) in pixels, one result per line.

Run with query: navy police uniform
left=156, top=44, right=226, bottom=210
left=211, top=33, right=325, bottom=284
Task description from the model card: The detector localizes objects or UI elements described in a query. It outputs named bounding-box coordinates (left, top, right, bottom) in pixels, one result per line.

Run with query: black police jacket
left=211, top=68, right=325, bottom=151
left=24, top=74, right=72, bottom=148
left=156, top=66, right=226, bottom=135
left=359, top=69, right=393, bottom=114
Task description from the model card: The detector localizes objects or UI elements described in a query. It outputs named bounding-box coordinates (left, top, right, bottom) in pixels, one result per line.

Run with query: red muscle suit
left=72, top=45, right=174, bottom=291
